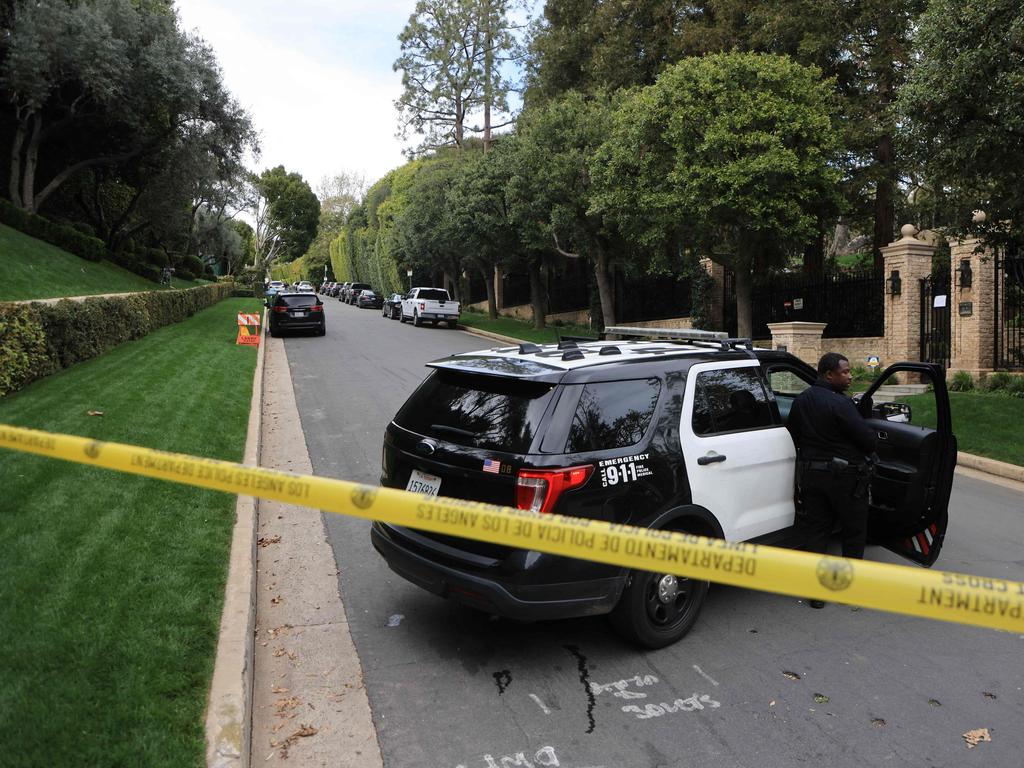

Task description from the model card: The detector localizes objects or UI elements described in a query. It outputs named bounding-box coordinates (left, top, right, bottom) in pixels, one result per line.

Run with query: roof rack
left=603, top=326, right=753, bottom=352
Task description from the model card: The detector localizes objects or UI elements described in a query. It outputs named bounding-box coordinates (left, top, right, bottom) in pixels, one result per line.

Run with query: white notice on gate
left=933, top=294, right=947, bottom=308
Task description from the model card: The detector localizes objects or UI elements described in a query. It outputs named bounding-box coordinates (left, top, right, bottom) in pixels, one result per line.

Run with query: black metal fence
left=920, top=272, right=951, bottom=368
left=995, top=247, right=1024, bottom=370
left=749, top=268, right=884, bottom=339
left=615, top=271, right=692, bottom=323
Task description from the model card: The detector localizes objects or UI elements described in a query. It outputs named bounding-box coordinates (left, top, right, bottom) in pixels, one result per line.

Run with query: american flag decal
left=482, top=459, right=501, bottom=474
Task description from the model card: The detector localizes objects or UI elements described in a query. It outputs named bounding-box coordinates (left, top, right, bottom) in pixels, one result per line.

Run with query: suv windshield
left=277, top=294, right=318, bottom=307
left=394, top=371, right=556, bottom=453
left=417, top=289, right=449, bottom=301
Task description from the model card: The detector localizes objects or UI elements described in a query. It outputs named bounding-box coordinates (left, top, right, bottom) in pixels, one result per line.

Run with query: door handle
left=697, top=453, right=727, bottom=465
left=877, top=431, right=888, bottom=440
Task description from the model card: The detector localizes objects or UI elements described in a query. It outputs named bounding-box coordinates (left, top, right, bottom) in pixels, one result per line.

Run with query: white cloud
left=175, top=0, right=416, bottom=186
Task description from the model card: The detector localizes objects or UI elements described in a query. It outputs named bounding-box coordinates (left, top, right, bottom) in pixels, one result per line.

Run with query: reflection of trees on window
left=567, top=379, right=662, bottom=452
left=395, top=372, right=555, bottom=453
left=692, top=368, right=772, bottom=435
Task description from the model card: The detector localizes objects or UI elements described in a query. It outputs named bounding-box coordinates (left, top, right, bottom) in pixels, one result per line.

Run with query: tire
left=610, top=557, right=708, bottom=649
left=317, top=325, right=326, bottom=337
left=447, top=320, right=457, bottom=328
left=413, top=311, right=423, bottom=327
left=399, top=311, right=406, bottom=323
left=431, top=319, right=439, bottom=326
left=268, top=324, right=277, bottom=338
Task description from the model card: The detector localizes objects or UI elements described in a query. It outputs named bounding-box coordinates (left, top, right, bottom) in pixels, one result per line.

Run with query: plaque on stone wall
left=958, top=301, right=973, bottom=317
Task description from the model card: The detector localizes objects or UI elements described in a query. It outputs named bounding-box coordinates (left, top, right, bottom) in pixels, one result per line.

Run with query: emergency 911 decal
left=600, top=453, right=653, bottom=487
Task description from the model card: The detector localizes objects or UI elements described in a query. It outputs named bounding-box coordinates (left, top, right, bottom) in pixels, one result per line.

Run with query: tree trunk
left=482, top=266, right=497, bottom=319
left=734, top=262, right=753, bottom=339
left=528, top=261, right=546, bottom=329
left=872, top=133, right=895, bottom=270
left=803, top=224, right=824, bottom=275
left=594, top=243, right=616, bottom=330
left=9, top=117, right=26, bottom=209
left=21, top=113, right=42, bottom=213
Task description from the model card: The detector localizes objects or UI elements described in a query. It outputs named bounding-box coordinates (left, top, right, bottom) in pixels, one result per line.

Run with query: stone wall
left=464, top=301, right=592, bottom=328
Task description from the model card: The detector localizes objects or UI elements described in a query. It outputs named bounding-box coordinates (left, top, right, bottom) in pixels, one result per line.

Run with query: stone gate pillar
left=699, top=257, right=726, bottom=331
left=767, top=322, right=826, bottom=366
left=948, top=237, right=996, bottom=378
left=881, top=225, right=936, bottom=364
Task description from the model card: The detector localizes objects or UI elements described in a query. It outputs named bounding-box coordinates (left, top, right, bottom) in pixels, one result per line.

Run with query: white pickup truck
left=400, top=287, right=460, bottom=328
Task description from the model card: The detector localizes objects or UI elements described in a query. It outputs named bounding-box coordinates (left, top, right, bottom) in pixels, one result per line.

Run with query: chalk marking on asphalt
left=2, top=422, right=1024, bottom=635
left=692, top=665, right=720, bottom=687
left=528, top=694, right=552, bottom=715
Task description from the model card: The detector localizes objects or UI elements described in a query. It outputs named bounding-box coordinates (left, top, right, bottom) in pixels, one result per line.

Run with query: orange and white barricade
left=236, top=312, right=261, bottom=346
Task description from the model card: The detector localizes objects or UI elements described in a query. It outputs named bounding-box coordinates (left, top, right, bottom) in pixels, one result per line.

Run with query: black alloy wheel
left=610, top=563, right=708, bottom=649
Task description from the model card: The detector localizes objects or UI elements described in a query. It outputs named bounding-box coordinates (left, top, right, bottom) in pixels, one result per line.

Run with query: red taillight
left=515, top=465, right=594, bottom=514
left=418, top=302, right=425, bottom=310
left=272, top=305, right=287, bottom=313
left=311, top=304, right=323, bottom=312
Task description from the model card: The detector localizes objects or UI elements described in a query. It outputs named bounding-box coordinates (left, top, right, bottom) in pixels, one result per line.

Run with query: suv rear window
left=416, top=289, right=449, bottom=301
left=277, top=294, right=318, bottom=307
left=394, top=371, right=556, bottom=453
left=565, top=379, right=661, bottom=453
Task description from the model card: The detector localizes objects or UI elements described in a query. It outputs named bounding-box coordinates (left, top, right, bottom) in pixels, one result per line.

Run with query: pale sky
left=175, top=0, right=419, bottom=191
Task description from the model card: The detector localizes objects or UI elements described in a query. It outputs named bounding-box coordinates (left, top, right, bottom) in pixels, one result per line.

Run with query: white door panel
left=681, top=360, right=797, bottom=541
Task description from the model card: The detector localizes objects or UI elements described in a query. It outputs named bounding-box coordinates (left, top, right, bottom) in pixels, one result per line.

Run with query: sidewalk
left=249, top=336, right=382, bottom=766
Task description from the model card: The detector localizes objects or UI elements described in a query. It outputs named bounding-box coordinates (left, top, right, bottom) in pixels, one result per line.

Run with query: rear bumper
left=270, top=317, right=324, bottom=331
left=370, top=522, right=623, bottom=620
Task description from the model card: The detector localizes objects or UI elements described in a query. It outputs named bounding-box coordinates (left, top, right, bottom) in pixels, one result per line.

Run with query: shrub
left=1006, top=375, right=1024, bottom=399
left=144, top=248, right=169, bottom=268
left=949, top=370, right=975, bottom=392
left=0, top=284, right=232, bottom=397
left=983, top=371, right=1013, bottom=392
left=0, top=198, right=106, bottom=262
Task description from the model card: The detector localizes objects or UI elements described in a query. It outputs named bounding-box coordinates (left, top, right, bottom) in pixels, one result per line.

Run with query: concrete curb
left=957, top=451, right=1024, bottom=484
left=456, top=324, right=532, bottom=346
left=205, top=308, right=267, bottom=768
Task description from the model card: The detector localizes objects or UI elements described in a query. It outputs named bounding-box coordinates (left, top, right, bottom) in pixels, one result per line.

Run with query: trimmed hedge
left=0, top=198, right=106, bottom=263
left=0, top=283, right=233, bottom=397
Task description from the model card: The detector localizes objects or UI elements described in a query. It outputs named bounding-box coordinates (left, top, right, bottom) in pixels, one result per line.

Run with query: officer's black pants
left=796, top=469, right=868, bottom=559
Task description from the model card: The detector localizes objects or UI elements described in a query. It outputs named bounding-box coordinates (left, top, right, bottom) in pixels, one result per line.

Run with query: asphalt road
left=284, top=298, right=1024, bottom=768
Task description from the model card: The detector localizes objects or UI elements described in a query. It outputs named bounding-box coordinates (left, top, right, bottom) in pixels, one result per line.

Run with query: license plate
left=293, top=311, right=307, bottom=317
left=406, top=469, right=441, bottom=496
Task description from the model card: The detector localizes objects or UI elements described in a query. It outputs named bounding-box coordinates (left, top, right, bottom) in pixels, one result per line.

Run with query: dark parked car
left=371, top=329, right=956, bottom=648
left=383, top=292, right=403, bottom=319
left=268, top=292, right=325, bottom=337
left=356, top=289, right=384, bottom=309
left=346, top=282, right=371, bottom=304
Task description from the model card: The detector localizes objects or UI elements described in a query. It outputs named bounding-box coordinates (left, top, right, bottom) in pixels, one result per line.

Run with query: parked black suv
left=268, top=292, right=326, bottom=336
left=371, top=329, right=956, bottom=647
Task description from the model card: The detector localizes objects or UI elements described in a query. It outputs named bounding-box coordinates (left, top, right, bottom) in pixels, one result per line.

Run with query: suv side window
left=692, top=368, right=773, bottom=436
left=765, top=365, right=814, bottom=424
left=566, top=379, right=661, bottom=453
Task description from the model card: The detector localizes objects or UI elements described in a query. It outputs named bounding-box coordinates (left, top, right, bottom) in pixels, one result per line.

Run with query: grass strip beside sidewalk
left=902, top=391, right=1024, bottom=467
left=459, top=311, right=597, bottom=344
left=0, top=297, right=262, bottom=767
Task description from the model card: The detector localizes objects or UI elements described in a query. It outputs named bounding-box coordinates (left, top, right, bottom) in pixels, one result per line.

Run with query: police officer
left=787, top=352, right=877, bottom=608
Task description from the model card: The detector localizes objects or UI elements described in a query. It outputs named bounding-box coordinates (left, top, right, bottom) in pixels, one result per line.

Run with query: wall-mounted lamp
left=957, top=259, right=973, bottom=289
left=886, top=269, right=902, bottom=296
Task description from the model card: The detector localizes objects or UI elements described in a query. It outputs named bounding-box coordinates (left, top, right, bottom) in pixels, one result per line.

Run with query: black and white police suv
left=371, top=328, right=956, bottom=648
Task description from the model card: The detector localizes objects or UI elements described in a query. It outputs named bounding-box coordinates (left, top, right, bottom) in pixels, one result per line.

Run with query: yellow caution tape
left=2, top=422, right=1022, bottom=633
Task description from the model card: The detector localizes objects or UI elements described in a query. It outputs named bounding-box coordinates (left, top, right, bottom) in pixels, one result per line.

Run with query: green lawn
left=0, top=297, right=262, bottom=767
left=459, top=310, right=598, bottom=344
left=0, top=223, right=208, bottom=301
left=902, top=391, right=1024, bottom=466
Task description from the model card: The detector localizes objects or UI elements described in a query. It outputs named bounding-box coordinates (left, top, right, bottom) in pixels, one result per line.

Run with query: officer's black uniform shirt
left=786, top=380, right=877, bottom=463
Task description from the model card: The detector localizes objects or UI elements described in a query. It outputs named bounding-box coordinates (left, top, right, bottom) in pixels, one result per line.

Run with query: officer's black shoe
left=809, top=599, right=826, bottom=609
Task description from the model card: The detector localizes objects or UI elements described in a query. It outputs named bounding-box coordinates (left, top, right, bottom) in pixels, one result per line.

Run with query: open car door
left=857, top=363, right=957, bottom=566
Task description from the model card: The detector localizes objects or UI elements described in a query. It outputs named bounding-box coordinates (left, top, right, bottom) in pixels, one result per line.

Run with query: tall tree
left=249, top=166, right=320, bottom=273
left=897, top=0, right=1024, bottom=248
left=592, top=53, right=842, bottom=337
left=394, top=0, right=518, bottom=153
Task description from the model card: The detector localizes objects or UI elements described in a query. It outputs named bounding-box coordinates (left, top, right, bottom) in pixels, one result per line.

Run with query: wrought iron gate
left=919, top=272, right=951, bottom=367
left=995, top=247, right=1024, bottom=370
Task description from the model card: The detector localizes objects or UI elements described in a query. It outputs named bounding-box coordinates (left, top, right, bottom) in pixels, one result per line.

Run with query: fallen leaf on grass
left=258, top=535, right=282, bottom=547
left=86, top=410, right=104, bottom=417
left=963, top=728, right=991, bottom=749
left=782, top=671, right=802, bottom=681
